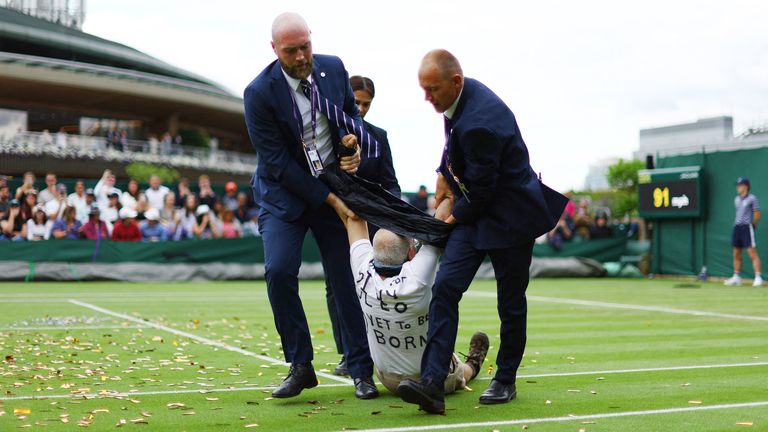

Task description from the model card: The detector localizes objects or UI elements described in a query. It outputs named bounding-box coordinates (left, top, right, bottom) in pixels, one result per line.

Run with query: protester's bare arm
left=342, top=215, right=369, bottom=246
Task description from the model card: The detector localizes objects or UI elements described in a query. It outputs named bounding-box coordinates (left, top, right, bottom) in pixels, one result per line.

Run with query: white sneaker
left=754, top=276, right=764, bottom=287
left=724, top=275, right=742, bottom=286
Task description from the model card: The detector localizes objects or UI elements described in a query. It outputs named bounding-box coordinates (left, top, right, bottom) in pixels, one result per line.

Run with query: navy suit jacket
left=357, top=120, right=401, bottom=197
left=439, top=78, right=568, bottom=249
left=243, top=54, right=362, bottom=222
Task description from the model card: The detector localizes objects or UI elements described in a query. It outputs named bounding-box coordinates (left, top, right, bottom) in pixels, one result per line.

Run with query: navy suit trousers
left=259, top=204, right=374, bottom=379
left=421, top=226, right=534, bottom=386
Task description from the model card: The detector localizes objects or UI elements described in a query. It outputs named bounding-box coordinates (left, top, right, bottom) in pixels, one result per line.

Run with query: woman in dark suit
left=327, top=76, right=402, bottom=377
left=349, top=76, right=401, bottom=197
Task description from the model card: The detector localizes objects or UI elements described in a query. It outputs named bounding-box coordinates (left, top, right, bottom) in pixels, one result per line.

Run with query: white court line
left=0, top=325, right=148, bottom=331
left=465, top=291, right=768, bottom=322
left=475, top=361, right=768, bottom=380
left=3, top=361, right=765, bottom=402
left=0, top=383, right=350, bottom=401
left=68, top=299, right=353, bottom=385
left=354, top=401, right=768, bottom=432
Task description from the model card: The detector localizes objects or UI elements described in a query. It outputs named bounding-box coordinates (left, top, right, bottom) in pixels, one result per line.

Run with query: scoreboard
left=638, top=166, right=704, bottom=219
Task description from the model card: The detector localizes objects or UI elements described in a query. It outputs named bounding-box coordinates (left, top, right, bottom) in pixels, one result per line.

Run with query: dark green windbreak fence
left=655, top=147, right=768, bottom=277
left=0, top=236, right=627, bottom=265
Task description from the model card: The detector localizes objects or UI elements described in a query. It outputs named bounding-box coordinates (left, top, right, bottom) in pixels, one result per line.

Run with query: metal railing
left=0, top=131, right=258, bottom=174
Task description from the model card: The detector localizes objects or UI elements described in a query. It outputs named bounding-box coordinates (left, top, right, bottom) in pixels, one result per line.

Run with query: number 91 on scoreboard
left=638, top=166, right=703, bottom=219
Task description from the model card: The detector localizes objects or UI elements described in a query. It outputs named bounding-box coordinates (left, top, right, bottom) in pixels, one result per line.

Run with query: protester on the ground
left=52, top=206, right=82, bottom=240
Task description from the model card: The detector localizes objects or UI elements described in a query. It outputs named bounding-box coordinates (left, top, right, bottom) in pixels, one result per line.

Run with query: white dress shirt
left=281, top=69, right=336, bottom=165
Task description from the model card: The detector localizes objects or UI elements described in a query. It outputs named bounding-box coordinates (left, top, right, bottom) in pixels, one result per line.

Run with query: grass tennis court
left=1, top=279, right=766, bottom=431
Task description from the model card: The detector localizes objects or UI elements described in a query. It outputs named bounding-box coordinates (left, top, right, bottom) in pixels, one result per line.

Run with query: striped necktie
left=300, top=79, right=380, bottom=158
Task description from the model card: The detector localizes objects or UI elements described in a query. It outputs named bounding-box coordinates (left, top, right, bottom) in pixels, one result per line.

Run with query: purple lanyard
left=287, top=79, right=317, bottom=147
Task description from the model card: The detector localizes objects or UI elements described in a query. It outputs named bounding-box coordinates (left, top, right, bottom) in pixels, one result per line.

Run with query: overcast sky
left=83, top=0, right=768, bottom=192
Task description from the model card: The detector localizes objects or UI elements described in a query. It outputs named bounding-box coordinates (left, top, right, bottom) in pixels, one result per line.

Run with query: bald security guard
left=397, top=49, right=568, bottom=414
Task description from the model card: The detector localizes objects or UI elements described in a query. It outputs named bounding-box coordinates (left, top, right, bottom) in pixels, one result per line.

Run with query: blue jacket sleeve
left=377, top=130, right=401, bottom=196
left=451, top=127, right=502, bottom=224
left=337, top=60, right=363, bottom=147
left=243, top=85, right=330, bottom=209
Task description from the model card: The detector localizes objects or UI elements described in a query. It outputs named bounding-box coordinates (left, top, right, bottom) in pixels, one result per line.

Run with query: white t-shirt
left=350, top=239, right=440, bottom=377
left=26, top=220, right=53, bottom=240
left=145, top=186, right=170, bottom=211
left=94, top=179, right=121, bottom=212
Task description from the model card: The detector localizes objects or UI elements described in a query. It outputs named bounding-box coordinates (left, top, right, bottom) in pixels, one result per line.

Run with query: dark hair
left=350, top=75, right=375, bottom=98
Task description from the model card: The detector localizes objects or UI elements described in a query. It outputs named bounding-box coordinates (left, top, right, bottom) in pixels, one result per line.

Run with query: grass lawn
left=1, top=278, right=766, bottom=431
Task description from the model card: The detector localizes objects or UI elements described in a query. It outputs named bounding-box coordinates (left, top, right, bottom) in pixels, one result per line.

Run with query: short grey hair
left=372, top=229, right=413, bottom=266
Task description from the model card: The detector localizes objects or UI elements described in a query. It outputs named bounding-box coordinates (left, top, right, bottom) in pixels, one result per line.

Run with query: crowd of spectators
left=0, top=170, right=261, bottom=242
left=546, top=194, right=614, bottom=251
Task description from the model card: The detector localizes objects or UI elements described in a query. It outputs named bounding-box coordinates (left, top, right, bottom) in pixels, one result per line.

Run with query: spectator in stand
left=0, top=181, right=9, bottom=222
left=563, top=192, right=576, bottom=219
left=590, top=212, right=614, bottom=239
left=242, top=209, right=261, bottom=237
left=572, top=198, right=593, bottom=239
left=216, top=208, right=242, bottom=238
left=140, top=208, right=167, bottom=241
left=44, top=183, right=68, bottom=221
left=175, top=177, right=192, bottom=208
left=101, top=192, right=121, bottom=224
left=1, top=199, right=25, bottom=240
left=56, top=127, right=67, bottom=149
left=76, top=188, right=97, bottom=224
left=222, top=182, right=238, bottom=211
left=177, top=194, right=199, bottom=236
left=95, top=169, right=121, bottom=211
left=193, top=204, right=218, bottom=239
left=15, top=171, right=35, bottom=200
left=160, top=132, right=172, bottom=155
left=52, top=206, right=82, bottom=239
left=197, top=175, right=217, bottom=208
left=547, top=211, right=574, bottom=252
left=20, top=189, right=37, bottom=222
left=67, top=180, right=88, bottom=223
left=145, top=175, right=170, bottom=211
left=121, top=179, right=141, bottom=211
left=37, top=172, right=58, bottom=205
left=26, top=205, right=53, bottom=241
left=135, top=193, right=150, bottom=218
left=409, top=185, right=429, bottom=212
left=148, top=133, right=159, bottom=155
left=112, top=208, right=142, bottom=242
left=234, top=192, right=252, bottom=223
left=159, top=191, right=177, bottom=223
left=79, top=207, right=110, bottom=240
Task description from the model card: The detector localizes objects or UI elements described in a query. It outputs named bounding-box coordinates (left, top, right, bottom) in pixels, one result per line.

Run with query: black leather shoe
left=354, top=377, right=379, bottom=399
left=479, top=379, right=516, bottom=404
left=333, top=356, right=349, bottom=376
left=271, top=363, right=318, bottom=398
left=397, top=379, right=445, bottom=414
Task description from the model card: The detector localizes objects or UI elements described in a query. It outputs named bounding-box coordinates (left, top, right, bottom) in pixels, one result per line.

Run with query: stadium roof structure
left=0, top=6, right=248, bottom=151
